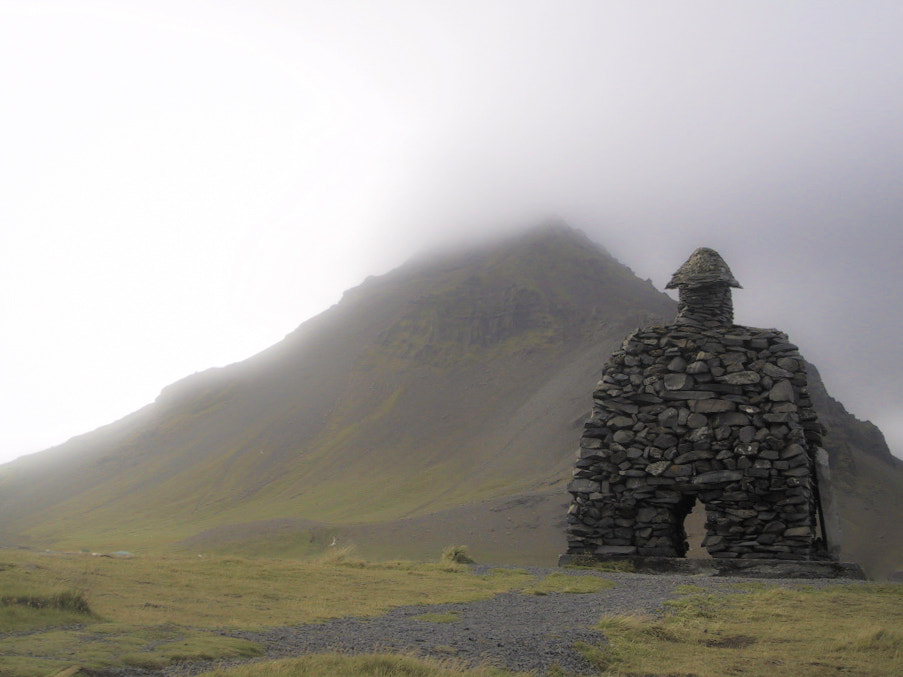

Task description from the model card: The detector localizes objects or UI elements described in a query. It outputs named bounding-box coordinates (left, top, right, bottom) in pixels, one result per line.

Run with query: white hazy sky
left=2, top=1, right=902, bottom=466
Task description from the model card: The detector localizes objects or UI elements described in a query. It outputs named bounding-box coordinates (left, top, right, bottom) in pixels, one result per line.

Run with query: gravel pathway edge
left=150, top=567, right=866, bottom=677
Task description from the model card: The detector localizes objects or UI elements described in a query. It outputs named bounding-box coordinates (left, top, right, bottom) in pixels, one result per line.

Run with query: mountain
left=1, top=223, right=900, bottom=578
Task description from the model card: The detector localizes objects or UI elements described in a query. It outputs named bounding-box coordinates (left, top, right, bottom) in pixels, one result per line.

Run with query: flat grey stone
left=692, top=470, right=743, bottom=484
left=691, top=399, right=736, bottom=413
left=769, top=379, right=796, bottom=402
left=721, top=371, right=761, bottom=385
left=568, top=479, right=601, bottom=494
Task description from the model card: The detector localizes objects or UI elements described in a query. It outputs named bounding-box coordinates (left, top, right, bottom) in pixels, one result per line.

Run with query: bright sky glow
left=2, top=1, right=902, bottom=464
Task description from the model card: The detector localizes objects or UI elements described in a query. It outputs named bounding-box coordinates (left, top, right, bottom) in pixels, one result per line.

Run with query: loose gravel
left=149, top=567, right=865, bottom=677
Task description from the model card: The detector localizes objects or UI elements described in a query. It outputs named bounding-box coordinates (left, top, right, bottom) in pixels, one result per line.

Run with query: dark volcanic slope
left=0, top=223, right=900, bottom=578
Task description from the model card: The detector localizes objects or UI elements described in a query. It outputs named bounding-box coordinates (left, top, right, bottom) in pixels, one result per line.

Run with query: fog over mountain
left=1, top=1, right=901, bottom=464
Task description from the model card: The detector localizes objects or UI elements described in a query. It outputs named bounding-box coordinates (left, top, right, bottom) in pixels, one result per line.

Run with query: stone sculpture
left=565, top=248, right=830, bottom=561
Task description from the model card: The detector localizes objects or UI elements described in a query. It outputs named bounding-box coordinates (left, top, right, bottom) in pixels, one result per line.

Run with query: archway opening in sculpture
left=679, top=495, right=712, bottom=559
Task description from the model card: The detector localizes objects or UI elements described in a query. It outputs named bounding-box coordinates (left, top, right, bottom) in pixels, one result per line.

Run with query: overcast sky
left=2, top=0, right=902, bottom=466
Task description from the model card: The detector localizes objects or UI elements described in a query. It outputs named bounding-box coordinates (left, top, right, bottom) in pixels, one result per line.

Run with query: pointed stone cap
left=665, top=247, right=742, bottom=289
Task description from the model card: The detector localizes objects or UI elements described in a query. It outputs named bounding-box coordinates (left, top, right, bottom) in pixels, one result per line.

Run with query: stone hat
left=665, top=247, right=742, bottom=290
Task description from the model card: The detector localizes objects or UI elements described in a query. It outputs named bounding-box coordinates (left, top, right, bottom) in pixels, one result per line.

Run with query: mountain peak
left=395, top=220, right=605, bottom=271
left=333, top=222, right=674, bottom=366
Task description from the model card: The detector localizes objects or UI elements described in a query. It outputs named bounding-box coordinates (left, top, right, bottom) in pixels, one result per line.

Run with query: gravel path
left=153, top=568, right=864, bottom=676
left=232, top=571, right=697, bottom=675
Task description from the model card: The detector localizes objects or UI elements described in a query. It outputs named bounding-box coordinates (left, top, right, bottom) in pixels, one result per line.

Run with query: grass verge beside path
left=583, top=583, right=903, bottom=677
left=0, top=549, right=535, bottom=629
left=0, top=549, right=540, bottom=677
left=198, top=653, right=527, bottom=677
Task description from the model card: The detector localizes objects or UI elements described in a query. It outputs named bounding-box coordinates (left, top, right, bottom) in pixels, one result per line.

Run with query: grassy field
left=0, top=547, right=900, bottom=677
left=584, top=582, right=903, bottom=677
left=0, top=546, right=594, bottom=676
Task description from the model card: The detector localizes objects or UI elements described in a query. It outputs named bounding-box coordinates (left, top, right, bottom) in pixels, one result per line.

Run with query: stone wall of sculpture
left=566, top=249, right=827, bottom=560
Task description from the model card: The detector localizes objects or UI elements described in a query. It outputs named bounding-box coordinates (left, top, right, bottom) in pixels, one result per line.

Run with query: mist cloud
left=1, top=1, right=901, bottom=462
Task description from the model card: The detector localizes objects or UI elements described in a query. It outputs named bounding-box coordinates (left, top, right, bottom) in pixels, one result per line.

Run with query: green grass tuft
left=414, top=611, right=461, bottom=623
left=441, top=546, right=475, bottom=565
left=0, top=585, right=95, bottom=633
left=525, top=572, right=615, bottom=595
left=561, top=557, right=635, bottom=572
left=2, top=590, right=91, bottom=614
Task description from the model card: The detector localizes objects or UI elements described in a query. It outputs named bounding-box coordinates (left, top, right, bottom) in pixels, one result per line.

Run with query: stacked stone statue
left=566, top=248, right=829, bottom=561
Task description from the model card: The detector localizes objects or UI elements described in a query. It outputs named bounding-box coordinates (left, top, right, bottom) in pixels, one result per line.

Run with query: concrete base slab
left=558, top=554, right=867, bottom=579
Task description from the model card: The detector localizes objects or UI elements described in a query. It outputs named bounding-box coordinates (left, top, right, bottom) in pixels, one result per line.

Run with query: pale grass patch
left=525, top=571, right=615, bottom=595
left=0, top=622, right=261, bottom=677
left=583, top=584, right=903, bottom=677
left=838, top=625, right=903, bottom=655
left=196, top=652, right=526, bottom=677
left=413, top=610, right=460, bottom=623
left=672, top=583, right=707, bottom=594
left=311, top=543, right=364, bottom=566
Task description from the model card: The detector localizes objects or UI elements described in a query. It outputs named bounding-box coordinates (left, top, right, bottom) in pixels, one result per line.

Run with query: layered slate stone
left=565, top=248, right=828, bottom=561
